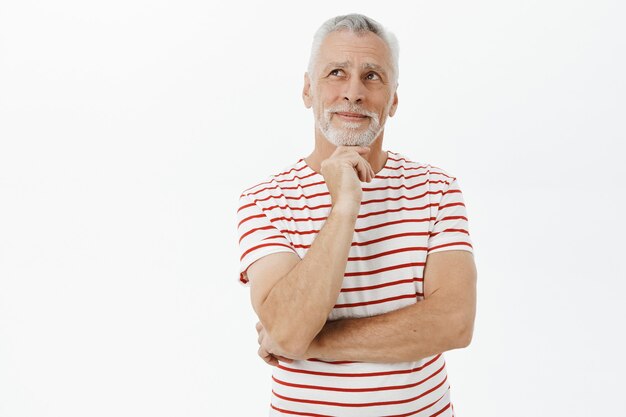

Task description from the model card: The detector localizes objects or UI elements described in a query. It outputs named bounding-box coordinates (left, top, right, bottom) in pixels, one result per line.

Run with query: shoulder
left=238, top=158, right=310, bottom=203
left=386, top=150, right=456, bottom=186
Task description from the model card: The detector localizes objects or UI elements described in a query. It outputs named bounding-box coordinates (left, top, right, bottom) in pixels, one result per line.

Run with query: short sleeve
left=427, top=177, right=474, bottom=254
left=236, top=193, right=299, bottom=287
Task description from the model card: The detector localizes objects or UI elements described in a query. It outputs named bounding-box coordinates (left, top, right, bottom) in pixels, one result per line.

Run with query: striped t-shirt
left=236, top=150, right=473, bottom=417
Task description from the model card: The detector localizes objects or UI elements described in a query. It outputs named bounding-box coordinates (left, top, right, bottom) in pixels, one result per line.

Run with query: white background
left=1, top=1, right=624, bottom=416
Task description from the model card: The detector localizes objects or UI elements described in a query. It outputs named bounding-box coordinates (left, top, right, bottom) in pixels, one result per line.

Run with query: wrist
left=330, top=201, right=360, bottom=217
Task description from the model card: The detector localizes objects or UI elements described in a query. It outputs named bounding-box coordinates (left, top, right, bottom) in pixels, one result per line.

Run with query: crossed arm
left=249, top=246, right=477, bottom=364
left=244, top=146, right=477, bottom=364
left=304, top=249, right=476, bottom=363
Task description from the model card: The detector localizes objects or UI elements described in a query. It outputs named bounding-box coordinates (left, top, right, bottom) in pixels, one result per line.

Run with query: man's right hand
left=320, top=146, right=375, bottom=211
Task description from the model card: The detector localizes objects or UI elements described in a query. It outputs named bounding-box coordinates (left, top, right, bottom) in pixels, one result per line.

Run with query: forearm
left=306, top=296, right=472, bottom=363
left=260, top=203, right=358, bottom=356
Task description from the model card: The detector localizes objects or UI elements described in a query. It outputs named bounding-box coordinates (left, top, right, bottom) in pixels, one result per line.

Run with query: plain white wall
left=1, top=1, right=624, bottom=416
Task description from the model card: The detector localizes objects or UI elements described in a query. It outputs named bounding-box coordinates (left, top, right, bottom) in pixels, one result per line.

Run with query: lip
left=334, top=112, right=369, bottom=121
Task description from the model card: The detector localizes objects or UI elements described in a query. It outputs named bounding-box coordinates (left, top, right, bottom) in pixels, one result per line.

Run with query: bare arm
left=302, top=250, right=477, bottom=363
left=247, top=146, right=375, bottom=358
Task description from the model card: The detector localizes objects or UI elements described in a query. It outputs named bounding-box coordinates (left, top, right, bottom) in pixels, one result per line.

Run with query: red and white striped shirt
left=236, top=150, right=473, bottom=416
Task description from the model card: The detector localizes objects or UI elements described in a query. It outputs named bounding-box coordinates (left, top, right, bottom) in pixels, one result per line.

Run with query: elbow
left=445, top=309, right=474, bottom=350
left=267, top=328, right=313, bottom=359
left=454, top=318, right=475, bottom=349
left=275, top=336, right=310, bottom=359
left=457, top=326, right=473, bottom=348
left=258, top=309, right=316, bottom=358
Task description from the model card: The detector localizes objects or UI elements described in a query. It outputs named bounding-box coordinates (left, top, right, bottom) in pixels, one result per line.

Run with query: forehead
left=316, top=30, right=392, bottom=73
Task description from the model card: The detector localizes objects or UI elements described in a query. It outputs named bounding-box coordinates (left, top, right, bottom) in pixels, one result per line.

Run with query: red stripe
left=386, top=155, right=426, bottom=165
left=237, top=213, right=265, bottom=228
left=344, top=262, right=424, bottom=277
left=428, top=241, right=473, bottom=252
left=270, top=392, right=449, bottom=417
left=253, top=189, right=444, bottom=207
left=334, top=293, right=416, bottom=309
left=289, top=232, right=428, bottom=250
left=382, top=165, right=427, bottom=172
left=271, top=375, right=447, bottom=407
left=434, top=216, right=468, bottom=225
left=265, top=203, right=333, bottom=212
left=272, top=362, right=445, bottom=393
left=341, top=278, right=423, bottom=293
left=355, top=218, right=431, bottom=232
left=247, top=180, right=327, bottom=196
left=374, top=172, right=429, bottom=181
left=441, top=188, right=461, bottom=197
left=270, top=215, right=329, bottom=223
left=379, top=166, right=453, bottom=178
left=429, top=403, right=451, bottom=417
left=361, top=190, right=444, bottom=206
left=351, top=233, right=427, bottom=247
left=376, top=391, right=449, bottom=417
left=348, top=247, right=426, bottom=261
left=362, top=179, right=447, bottom=192
left=253, top=191, right=330, bottom=204
left=269, top=205, right=438, bottom=224
left=371, top=170, right=450, bottom=183
left=277, top=354, right=441, bottom=377
left=306, top=358, right=355, bottom=364
left=238, top=225, right=275, bottom=243
left=275, top=219, right=431, bottom=237
left=438, top=202, right=465, bottom=211
left=275, top=161, right=308, bottom=177
left=240, top=242, right=295, bottom=261
left=246, top=171, right=317, bottom=191
left=429, top=229, right=469, bottom=239
left=262, top=234, right=288, bottom=241
left=239, top=163, right=309, bottom=195
left=270, top=404, right=331, bottom=417
left=236, top=202, right=255, bottom=213
left=359, top=204, right=438, bottom=220
left=275, top=171, right=318, bottom=183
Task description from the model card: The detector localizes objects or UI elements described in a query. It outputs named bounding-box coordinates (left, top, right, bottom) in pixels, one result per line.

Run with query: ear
left=388, top=90, right=399, bottom=117
left=302, top=72, right=312, bottom=108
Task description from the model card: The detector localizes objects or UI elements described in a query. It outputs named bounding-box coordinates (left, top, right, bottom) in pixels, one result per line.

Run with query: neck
left=304, top=128, right=388, bottom=175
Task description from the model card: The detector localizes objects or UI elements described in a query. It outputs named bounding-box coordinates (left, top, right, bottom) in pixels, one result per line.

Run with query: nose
left=343, top=76, right=365, bottom=104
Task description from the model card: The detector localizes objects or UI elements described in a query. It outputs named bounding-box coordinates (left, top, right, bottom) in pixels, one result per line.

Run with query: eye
left=365, top=72, right=381, bottom=81
left=329, top=69, right=344, bottom=77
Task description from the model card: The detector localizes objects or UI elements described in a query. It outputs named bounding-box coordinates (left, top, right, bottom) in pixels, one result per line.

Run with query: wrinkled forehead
left=314, top=30, right=393, bottom=76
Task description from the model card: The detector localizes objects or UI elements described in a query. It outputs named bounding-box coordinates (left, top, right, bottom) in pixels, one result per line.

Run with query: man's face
left=303, top=30, right=398, bottom=147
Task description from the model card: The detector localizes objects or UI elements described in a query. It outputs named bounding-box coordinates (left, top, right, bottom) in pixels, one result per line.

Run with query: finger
left=275, top=355, right=294, bottom=364
left=359, top=158, right=373, bottom=182
left=355, top=159, right=368, bottom=182
left=258, top=346, right=278, bottom=366
left=366, top=161, right=373, bottom=182
left=256, top=321, right=262, bottom=332
left=363, top=162, right=371, bottom=183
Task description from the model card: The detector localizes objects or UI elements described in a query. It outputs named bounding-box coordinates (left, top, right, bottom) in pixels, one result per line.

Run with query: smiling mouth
left=334, top=112, right=369, bottom=121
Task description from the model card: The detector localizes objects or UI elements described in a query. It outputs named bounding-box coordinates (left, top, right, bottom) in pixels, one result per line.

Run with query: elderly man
left=236, top=13, right=477, bottom=417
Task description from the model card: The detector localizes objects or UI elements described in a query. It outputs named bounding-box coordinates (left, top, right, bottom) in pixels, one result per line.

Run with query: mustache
left=324, top=104, right=378, bottom=119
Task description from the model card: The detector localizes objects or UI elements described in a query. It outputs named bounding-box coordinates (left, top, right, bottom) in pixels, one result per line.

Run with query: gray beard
left=317, top=111, right=383, bottom=147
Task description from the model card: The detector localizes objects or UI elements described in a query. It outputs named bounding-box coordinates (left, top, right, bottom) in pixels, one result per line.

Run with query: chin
left=324, top=132, right=377, bottom=147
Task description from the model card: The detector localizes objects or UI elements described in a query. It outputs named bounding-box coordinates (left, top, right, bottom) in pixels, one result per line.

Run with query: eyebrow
left=322, top=61, right=388, bottom=77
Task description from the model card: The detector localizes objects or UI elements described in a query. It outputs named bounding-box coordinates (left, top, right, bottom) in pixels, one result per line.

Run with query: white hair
left=307, top=14, right=399, bottom=86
